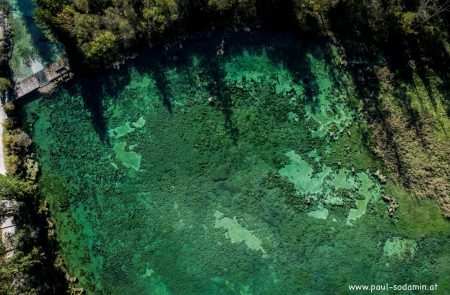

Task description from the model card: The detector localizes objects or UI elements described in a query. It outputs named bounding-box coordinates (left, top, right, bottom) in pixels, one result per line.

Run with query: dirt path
left=0, top=107, right=15, bottom=258
left=0, top=106, right=6, bottom=175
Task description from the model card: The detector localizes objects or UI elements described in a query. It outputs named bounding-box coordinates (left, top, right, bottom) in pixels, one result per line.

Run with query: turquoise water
left=8, top=0, right=64, bottom=80
left=21, top=33, right=450, bottom=294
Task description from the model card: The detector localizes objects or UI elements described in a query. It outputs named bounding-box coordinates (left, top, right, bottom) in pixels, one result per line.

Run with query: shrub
left=2, top=102, right=15, bottom=116
left=0, top=175, right=34, bottom=201
left=4, top=129, right=32, bottom=154
left=0, top=77, right=11, bottom=92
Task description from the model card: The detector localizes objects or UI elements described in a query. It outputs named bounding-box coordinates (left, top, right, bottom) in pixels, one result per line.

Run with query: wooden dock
left=14, top=59, right=71, bottom=99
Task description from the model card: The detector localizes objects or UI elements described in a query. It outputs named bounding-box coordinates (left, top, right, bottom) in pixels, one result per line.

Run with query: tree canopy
left=0, top=175, right=34, bottom=201
left=33, top=0, right=449, bottom=65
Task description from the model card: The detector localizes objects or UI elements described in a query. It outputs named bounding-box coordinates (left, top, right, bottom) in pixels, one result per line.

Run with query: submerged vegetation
left=20, top=33, right=450, bottom=293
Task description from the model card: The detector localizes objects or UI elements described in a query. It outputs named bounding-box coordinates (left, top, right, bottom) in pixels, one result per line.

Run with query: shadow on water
left=200, top=47, right=239, bottom=143
left=224, top=31, right=320, bottom=112
left=34, top=31, right=345, bottom=144
left=131, top=31, right=324, bottom=143
left=270, top=37, right=319, bottom=101
left=74, top=70, right=133, bottom=144
left=15, top=0, right=62, bottom=64
left=134, top=34, right=243, bottom=142
left=146, top=57, right=173, bottom=113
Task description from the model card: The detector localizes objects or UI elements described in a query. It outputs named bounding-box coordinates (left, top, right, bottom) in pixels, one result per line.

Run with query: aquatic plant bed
left=21, top=32, right=450, bottom=294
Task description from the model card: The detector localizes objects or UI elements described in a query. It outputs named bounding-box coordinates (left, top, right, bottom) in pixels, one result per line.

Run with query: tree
left=82, top=31, right=118, bottom=60
left=140, top=0, right=179, bottom=36
left=414, top=0, right=450, bottom=28
left=0, top=77, right=11, bottom=92
left=208, top=0, right=237, bottom=12
left=295, top=0, right=337, bottom=18
left=4, top=130, right=32, bottom=154
left=0, top=176, right=34, bottom=201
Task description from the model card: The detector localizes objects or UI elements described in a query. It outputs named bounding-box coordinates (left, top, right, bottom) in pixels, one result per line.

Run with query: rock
left=375, top=170, right=387, bottom=183
left=382, top=195, right=391, bottom=202
left=304, top=197, right=313, bottom=206
left=382, top=195, right=398, bottom=217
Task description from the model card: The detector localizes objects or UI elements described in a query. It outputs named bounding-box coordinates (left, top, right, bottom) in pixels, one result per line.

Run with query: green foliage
left=83, top=31, right=118, bottom=60
left=296, top=0, right=337, bottom=17
left=400, top=11, right=417, bottom=34
left=4, top=129, right=32, bottom=154
left=2, top=102, right=16, bottom=116
left=34, top=0, right=66, bottom=29
left=0, top=175, right=34, bottom=200
left=0, top=77, right=11, bottom=92
left=3, top=128, right=36, bottom=176
left=208, top=0, right=237, bottom=12
left=34, top=0, right=181, bottom=63
left=0, top=0, right=11, bottom=13
left=141, top=0, right=179, bottom=34
left=32, top=0, right=450, bottom=67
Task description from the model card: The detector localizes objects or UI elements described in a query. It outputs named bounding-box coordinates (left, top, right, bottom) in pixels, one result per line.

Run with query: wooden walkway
left=14, top=59, right=71, bottom=99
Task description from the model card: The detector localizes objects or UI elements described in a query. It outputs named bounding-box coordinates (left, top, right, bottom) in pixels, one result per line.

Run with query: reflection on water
left=29, top=56, right=43, bottom=73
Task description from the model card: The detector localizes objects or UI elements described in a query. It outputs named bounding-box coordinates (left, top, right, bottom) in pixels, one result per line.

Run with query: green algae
left=346, top=172, right=380, bottom=225
left=20, top=33, right=450, bottom=294
left=303, top=52, right=353, bottom=137
left=132, top=116, right=146, bottom=128
left=386, top=182, right=450, bottom=239
left=307, top=205, right=329, bottom=220
left=214, top=211, right=266, bottom=254
left=331, top=169, right=356, bottom=190
left=279, top=150, right=381, bottom=225
left=383, top=237, right=417, bottom=259
left=279, top=150, right=329, bottom=195
left=109, top=122, right=135, bottom=138
left=112, top=142, right=141, bottom=171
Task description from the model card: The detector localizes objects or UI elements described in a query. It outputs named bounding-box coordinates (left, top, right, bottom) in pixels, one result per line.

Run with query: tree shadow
left=327, top=1, right=407, bottom=175
left=199, top=41, right=239, bottom=143
left=71, top=68, right=133, bottom=144
left=146, top=57, right=173, bottom=113
left=223, top=31, right=321, bottom=112
left=264, top=33, right=326, bottom=115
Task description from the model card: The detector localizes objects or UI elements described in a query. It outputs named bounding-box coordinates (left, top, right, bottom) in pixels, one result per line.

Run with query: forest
left=33, top=1, right=449, bottom=65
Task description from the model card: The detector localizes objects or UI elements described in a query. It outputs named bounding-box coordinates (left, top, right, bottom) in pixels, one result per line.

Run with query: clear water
left=8, top=0, right=64, bottom=80
left=21, top=33, right=450, bottom=294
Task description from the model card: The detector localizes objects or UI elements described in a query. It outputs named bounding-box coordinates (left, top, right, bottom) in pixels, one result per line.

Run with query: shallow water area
left=21, top=32, right=450, bottom=294
left=7, top=0, right=64, bottom=80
